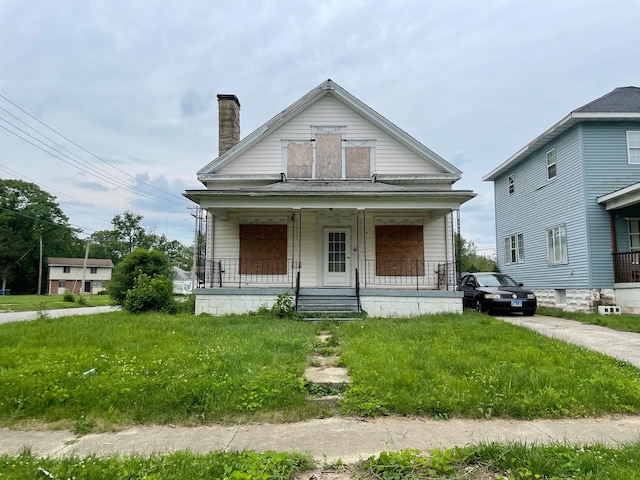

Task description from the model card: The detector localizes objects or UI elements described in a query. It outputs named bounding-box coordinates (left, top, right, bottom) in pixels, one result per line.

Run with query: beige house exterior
left=185, top=80, right=475, bottom=317
left=47, top=257, right=113, bottom=295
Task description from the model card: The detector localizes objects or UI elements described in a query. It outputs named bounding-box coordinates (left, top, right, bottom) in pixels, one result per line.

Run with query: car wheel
left=475, top=298, right=486, bottom=314
left=523, top=309, right=536, bottom=316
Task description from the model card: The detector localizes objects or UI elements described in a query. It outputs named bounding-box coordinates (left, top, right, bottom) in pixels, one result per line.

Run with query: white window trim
left=629, top=218, right=640, bottom=252
left=546, top=148, right=557, bottom=181
left=504, top=233, right=524, bottom=265
left=627, top=131, right=640, bottom=165
left=546, top=224, right=568, bottom=265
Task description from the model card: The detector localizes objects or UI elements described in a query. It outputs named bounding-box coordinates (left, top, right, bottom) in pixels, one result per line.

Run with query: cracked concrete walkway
left=2, top=416, right=640, bottom=463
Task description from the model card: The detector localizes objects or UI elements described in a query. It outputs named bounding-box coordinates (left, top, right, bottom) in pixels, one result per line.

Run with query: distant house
left=173, top=266, right=193, bottom=295
left=184, top=79, right=475, bottom=317
left=47, top=257, right=114, bottom=295
left=484, top=87, right=640, bottom=313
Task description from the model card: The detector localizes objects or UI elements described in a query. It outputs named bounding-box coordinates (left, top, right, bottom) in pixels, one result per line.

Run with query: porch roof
left=597, top=182, right=640, bottom=210
left=184, top=184, right=476, bottom=212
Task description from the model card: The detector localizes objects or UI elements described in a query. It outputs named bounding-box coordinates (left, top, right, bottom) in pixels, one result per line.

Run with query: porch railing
left=204, top=258, right=296, bottom=288
left=198, top=257, right=456, bottom=290
left=613, top=251, right=640, bottom=283
left=363, top=260, right=456, bottom=290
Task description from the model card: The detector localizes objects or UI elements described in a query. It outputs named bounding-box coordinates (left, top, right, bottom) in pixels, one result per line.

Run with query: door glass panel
left=327, top=231, right=346, bottom=273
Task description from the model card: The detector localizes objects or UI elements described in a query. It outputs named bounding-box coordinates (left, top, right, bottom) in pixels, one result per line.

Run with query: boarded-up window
left=345, top=146, right=370, bottom=178
left=239, top=224, right=287, bottom=275
left=287, top=143, right=313, bottom=178
left=315, top=133, right=342, bottom=178
left=375, top=225, right=424, bottom=276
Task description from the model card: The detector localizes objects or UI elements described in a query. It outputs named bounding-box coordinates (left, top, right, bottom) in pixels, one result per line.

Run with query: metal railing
left=363, top=259, right=455, bottom=290
left=613, top=251, right=640, bottom=283
left=199, top=257, right=456, bottom=290
left=204, top=258, right=296, bottom=288
left=355, top=267, right=362, bottom=312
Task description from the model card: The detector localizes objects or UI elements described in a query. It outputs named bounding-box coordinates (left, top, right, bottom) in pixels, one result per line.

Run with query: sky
left=1, top=0, right=639, bottom=255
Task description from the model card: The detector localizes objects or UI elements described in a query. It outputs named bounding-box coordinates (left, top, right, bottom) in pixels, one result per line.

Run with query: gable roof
left=47, top=257, right=114, bottom=268
left=197, top=79, right=462, bottom=180
left=484, top=86, right=640, bottom=181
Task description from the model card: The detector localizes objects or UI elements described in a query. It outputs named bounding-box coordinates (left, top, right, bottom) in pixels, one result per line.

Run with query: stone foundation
left=533, top=288, right=617, bottom=312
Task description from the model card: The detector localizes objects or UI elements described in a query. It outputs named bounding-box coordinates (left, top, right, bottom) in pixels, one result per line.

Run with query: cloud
left=74, top=181, right=110, bottom=192
left=180, top=90, right=214, bottom=118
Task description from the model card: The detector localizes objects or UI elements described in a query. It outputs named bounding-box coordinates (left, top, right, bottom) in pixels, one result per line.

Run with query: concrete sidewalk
left=0, top=306, right=120, bottom=324
left=1, top=416, right=640, bottom=463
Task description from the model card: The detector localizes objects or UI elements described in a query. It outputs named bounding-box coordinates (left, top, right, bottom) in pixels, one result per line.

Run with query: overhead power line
left=0, top=94, right=189, bottom=207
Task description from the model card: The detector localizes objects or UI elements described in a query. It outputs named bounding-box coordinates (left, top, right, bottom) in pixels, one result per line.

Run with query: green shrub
left=76, top=295, right=88, bottom=306
left=108, top=249, right=174, bottom=305
left=123, top=274, right=176, bottom=314
left=63, top=291, right=75, bottom=302
left=272, top=292, right=295, bottom=318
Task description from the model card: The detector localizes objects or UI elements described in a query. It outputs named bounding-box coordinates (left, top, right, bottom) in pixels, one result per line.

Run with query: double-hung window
left=546, top=148, right=557, bottom=180
left=546, top=224, right=568, bottom=264
left=627, top=131, right=640, bottom=164
left=504, top=233, right=524, bottom=264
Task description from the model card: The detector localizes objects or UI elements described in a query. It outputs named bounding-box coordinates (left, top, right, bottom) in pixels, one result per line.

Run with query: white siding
left=218, top=96, right=441, bottom=176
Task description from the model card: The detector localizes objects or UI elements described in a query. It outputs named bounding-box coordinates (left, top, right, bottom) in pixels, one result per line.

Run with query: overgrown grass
left=0, top=312, right=321, bottom=429
left=3, top=311, right=640, bottom=430
left=360, top=441, right=640, bottom=479
left=538, top=307, right=640, bottom=333
left=0, top=449, right=314, bottom=480
left=337, top=313, right=640, bottom=418
left=3, top=442, right=640, bottom=479
left=0, top=294, right=113, bottom=312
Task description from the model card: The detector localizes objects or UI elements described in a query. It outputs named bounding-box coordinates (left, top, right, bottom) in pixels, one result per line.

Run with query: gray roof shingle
left=574, top=86, right=640, bottom=113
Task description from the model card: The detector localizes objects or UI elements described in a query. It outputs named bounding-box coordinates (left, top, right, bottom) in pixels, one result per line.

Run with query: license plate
left=511, top=300, right=522, bottom=307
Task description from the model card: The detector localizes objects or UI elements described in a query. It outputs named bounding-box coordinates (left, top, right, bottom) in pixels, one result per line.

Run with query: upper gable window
left=282, top=126, right=375, bottom=179
left=627, top=131, right=640, bottom=164
left=546, top=149, right=557, bottom=180
left=508, top=175, right=514, bottom=195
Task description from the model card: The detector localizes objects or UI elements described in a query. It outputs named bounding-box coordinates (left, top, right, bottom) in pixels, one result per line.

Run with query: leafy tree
left=90, top=212, right=192, bottom=268
left=459, top=237, right=498, bottom=274
left=151, top=234, right=193, bottom=270
left=107, top=248, right=174, bottom=305
left=0, top=180, right=82, bottom=293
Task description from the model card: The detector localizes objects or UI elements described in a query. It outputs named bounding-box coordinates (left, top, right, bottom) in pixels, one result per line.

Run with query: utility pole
left=37, top=235, right=43, bottom=295
left=80, top=237, right=90, bottom=298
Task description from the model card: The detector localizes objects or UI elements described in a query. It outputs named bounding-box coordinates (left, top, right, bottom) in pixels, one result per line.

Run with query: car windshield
left=475, top=274, right=519, bottom=287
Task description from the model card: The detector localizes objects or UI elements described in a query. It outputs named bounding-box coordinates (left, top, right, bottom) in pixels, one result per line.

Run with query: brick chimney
left=217, top=94, right=240, bottom=156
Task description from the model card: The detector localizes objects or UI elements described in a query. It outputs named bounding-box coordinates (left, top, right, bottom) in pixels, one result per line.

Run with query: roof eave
left=484, top=111, right=640, bottom=181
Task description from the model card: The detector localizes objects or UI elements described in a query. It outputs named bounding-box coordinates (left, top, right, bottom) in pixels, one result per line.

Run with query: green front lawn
left=1, top=311, right=640, bottom=431
left=0, top=294, right=113, bottom=312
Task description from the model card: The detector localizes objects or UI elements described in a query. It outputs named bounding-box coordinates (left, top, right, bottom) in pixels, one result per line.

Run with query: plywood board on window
left=375, top=225, right=424, bottom=276
left=239, top=224, right=287, bottom=275
left=345, top=146, right=370, bottom=178
left=287, top=143, right=313, bottom=178
left=315, top=133, right=342, bottom=178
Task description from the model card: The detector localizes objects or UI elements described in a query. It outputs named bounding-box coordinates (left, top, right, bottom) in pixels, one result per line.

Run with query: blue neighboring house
left=484, top=87, right=640, bottom=313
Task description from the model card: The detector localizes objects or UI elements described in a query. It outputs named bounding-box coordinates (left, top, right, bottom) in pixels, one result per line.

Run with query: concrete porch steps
left=296, top=289, right=362, bottom=320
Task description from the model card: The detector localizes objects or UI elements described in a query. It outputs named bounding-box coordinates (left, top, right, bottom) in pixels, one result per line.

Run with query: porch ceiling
left=597, top=182, right=640, bottom=210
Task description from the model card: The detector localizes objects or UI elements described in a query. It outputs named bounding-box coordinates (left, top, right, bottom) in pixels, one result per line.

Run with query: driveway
left=0, top=306, right=120, bottom=325
left=496, top=314, right=640, bottom=369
